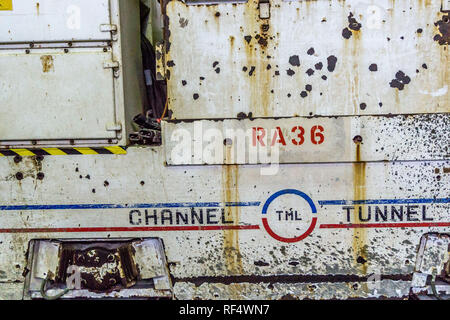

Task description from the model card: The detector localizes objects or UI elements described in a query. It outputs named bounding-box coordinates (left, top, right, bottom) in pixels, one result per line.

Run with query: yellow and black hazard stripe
left=0, top=146, right=127, bottom=157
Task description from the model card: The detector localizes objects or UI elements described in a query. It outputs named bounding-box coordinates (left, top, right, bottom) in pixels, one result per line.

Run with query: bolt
left=36, top=172, right=45, bottom=180
left=35, top=155, right=44, bottom=162
left=13, top=155, right=22, bottom=164
left=353, top=135, right=363, bottom=144
left=15, top=172, right=24, bottom=180
left=64, top=48, right=69, bottom=53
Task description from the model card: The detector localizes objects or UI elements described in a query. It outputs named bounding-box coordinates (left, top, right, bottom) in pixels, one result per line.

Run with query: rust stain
left=222, top=148, right=243, bottom=276
left=36, top=2, right=40, bottom=16
left=353, top=143, right=368, bottom=276
left=40, top=55, right=54, bottom=73
left=243, top=0, right=272, bottom=117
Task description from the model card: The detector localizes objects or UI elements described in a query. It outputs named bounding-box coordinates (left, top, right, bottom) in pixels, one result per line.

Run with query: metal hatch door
left=0, top=0, right=119, bottom=144
left=0, top=48, right=118, bottom=143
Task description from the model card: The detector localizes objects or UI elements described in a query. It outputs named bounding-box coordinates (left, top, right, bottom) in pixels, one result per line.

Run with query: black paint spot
left=289, top=55, right=301, bottom=67
left=266, top=64, right=272, bottom=70
left=213, top=61, right=219, bottom=68
left=348, top=12, right=362, bottom=31
left=244, top=35, right=252, bottom=44
left=305, top=84, right=312, bottom=92
left=307, top=47, right=315, bottom=55
left=249, top=66, right=256, bottom=76
left=215, top=12, right=220, bottom=17
left=254, top=261, right=270, bottom=267
left=369, top=64, right=378, bottom=72
left=167, top=60, right=175, bottom=67
left=306, top=68, right=314, bottom=76
left=242, top=66, right=248, bottom=72
left=193, top=93, right=199, bottom=100
left=379, top=102, right=383, bottom=107
left=327, top=55, right=338, bottom=72
left=215, top=67, right=221, bottom=74
left=275, top=70, right=280, bottom=76
left=287, top=93, right=291, bottom=98
left=416, top=28, right=423, bottom=33
left=314, top=62, right=323, bottom=70
left=182, top=80, right=187, bottom=86
left=422, top=63, right=428, bottom=69
left=300, top=91, right=308, bottom=98
left=342, top=27, right=352, bottom=39
left=321, top=75, right=327, bottom=80
left=200, top=77, right=205, bottom=80
left=433, top=14, right=450, bottom=45
left=286, top=69, right=295, bottom=76
left=359, top=103, right=367, bottom=110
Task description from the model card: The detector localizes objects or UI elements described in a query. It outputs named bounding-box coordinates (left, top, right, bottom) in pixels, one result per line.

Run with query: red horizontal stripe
left=0, top=225, right=260, bottom=234
left=320, top=222, right=450, bottom=229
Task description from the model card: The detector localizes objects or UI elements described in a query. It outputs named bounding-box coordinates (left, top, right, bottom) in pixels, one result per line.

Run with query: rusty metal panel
left=164, top=0, right=448, bottom=119
left=163, top=114, right=449, bottom=164
left=0, top=148, right=448, bottom=299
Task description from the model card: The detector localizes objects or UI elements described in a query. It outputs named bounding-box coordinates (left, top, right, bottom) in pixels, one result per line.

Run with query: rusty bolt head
left=37, top=172, right=45, bottom=180
left=64, top=48, right=69, bottom=53
left=25, top=49, right=30, bottom=54
left=353, top=135, right=363, bottom=144
left=15, top=172, right=24, bottom=180
left=35, top=155, right=44, bottom=162
left=68, top=42, right=73, bottom=47
left=13, top=155, right=22, bottom=164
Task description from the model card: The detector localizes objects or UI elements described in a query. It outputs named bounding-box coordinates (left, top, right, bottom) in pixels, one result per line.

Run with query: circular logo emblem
left=261, top=189, right=317, bottom=243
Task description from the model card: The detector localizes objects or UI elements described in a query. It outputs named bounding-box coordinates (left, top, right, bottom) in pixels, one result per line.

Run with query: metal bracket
left=259, top=0, right=271, bottom=19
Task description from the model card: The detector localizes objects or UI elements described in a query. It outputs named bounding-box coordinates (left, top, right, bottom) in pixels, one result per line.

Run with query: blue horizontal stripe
left=0, top=201, right=261, bottom=211
left=318, top=198, right=450, bottom=206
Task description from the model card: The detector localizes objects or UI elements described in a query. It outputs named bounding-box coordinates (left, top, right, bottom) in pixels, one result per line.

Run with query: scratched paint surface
left=165, top=0, right=448, bottom=119
left=0, top=148, right=448, bottom=299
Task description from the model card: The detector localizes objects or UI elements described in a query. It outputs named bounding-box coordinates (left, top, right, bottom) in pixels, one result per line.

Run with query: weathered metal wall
left=0, top=0, right=448, bottom=300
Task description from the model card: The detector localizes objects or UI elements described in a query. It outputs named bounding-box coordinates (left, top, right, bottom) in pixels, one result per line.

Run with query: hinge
left=106, top=123, right=122, bottom=132
left=259, top=0, right=270, bottom=19
left=100, top=24, right=118, bottom=32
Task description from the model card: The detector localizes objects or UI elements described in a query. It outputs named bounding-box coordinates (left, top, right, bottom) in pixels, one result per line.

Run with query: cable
left=40, top=274, right=70, bottom=300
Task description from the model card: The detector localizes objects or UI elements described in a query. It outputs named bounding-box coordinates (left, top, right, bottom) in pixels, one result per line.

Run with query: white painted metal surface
left=0, top=0, right=448, bottom=301
left=0, top=0, right=111, bottom=43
